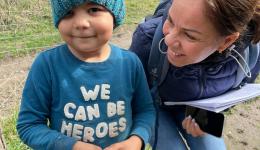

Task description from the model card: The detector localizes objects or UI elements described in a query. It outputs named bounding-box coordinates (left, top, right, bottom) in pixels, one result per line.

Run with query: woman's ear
left=217, top=32, right=240, bottom=53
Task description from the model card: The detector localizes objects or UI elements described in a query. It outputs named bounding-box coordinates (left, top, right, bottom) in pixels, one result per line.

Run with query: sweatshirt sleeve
left=16, top=53, right=77, bottom=150
left=130, top=56, right=156, bottom=146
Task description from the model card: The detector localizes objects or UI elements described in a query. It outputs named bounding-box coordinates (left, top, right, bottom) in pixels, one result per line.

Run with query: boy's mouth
left=71, top=33, right=96, bottom=38
left=73, top=35, right=95, bottom=39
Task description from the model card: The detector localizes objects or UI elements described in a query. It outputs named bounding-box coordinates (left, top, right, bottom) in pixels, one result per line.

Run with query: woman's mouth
left=168, top=50, right=184, bottom=57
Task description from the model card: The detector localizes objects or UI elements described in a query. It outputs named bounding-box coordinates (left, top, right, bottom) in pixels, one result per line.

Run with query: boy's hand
left=182, top=115, right=205, bottom=137
left=72, top=141, right=102, bottom=150
left=104, top=135, right=142, bottom=150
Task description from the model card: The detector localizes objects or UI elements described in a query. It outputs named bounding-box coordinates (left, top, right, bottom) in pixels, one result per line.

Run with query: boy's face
left=58, top=2, right=114, bottom=60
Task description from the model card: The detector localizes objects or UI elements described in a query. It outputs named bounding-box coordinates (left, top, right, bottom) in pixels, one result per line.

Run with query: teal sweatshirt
left=17, top=44, right=155, bottom=150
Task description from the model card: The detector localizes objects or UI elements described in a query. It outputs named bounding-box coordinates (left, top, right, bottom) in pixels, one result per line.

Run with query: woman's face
left=163, top=0, right=224, bottom=67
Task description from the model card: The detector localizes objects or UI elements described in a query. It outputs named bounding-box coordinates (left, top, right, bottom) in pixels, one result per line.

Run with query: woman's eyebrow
left=167, top=14, right=202, bottom=35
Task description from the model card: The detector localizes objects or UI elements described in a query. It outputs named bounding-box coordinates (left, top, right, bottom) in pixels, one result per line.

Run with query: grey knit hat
left=50, top=0, right=125, bottom=28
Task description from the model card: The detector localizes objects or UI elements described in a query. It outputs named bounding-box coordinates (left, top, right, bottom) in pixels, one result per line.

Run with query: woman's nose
left=165, top=29, right=180, bottom=47
left=168, top=27, right=179, bottom=39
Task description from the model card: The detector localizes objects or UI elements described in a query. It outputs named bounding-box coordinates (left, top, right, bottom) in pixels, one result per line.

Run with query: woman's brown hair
left=205, top=0, right=260, bottom=44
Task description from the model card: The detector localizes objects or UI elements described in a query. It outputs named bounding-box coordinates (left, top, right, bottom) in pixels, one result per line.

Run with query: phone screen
left=185, top=106, right=225, bottom=137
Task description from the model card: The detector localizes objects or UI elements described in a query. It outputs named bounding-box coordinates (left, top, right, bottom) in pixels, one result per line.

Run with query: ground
left=0, top=25, right=259, bottom=150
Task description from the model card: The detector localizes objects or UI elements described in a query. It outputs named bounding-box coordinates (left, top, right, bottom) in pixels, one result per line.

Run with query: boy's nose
left=73, top=16, right=90, bottom=30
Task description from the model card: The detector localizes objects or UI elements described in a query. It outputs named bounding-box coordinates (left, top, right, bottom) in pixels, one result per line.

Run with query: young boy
left=16, top=0, right=155, bottom=150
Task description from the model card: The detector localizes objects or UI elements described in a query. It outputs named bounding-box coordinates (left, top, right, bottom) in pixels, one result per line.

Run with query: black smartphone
left=185, top=106, right=225, bottom=137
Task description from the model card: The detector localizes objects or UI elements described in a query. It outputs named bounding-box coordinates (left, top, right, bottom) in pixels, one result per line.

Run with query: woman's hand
left=104, top=135, right=142, bottom=150
left=72, top=141, right=102, bottom=150
left=182, top=115, right=206, bottom=137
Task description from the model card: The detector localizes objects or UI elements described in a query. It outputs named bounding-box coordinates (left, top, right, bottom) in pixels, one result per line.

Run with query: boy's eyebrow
left=167, top=14, right=202, bottom=35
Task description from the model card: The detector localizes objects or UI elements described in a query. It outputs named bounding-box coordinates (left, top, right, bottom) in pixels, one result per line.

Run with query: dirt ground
left=0, top=25, right=260, bottom=150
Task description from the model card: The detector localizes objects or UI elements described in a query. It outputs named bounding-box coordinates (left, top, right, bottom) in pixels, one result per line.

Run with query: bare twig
left=0, top=128, right=6, bottom=150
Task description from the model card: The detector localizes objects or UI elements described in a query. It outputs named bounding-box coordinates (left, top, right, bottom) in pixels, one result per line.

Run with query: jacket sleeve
left=129, top=56, right=156, bottom=146
left=16, top=53, right=77, bottom=150
left=129, top=17, right=162, bottom=77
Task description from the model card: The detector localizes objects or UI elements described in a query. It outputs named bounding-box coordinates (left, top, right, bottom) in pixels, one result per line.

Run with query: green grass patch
left=1, top=111, right=30, bottom=150
left=125, top=0, right=158, bottom=24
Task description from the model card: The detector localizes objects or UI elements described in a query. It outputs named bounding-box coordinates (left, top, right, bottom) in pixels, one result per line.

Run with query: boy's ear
left=217, top=32, right=240, bottom=53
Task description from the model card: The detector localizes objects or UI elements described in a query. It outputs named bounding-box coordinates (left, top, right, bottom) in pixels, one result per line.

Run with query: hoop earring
left=158, top=38, right=167, bottom=54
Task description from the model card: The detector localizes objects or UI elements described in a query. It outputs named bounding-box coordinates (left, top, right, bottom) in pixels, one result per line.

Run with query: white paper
left=164, top=84, right=260, bottom=113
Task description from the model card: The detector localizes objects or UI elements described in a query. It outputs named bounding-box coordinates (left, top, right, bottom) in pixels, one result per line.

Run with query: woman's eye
left=167, top=16, right=174, bottom=26
left=185, top=32, right=197, bottom=41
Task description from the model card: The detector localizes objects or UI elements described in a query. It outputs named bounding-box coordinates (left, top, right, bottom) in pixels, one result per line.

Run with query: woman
left=130, top=0, right=260, bottom=149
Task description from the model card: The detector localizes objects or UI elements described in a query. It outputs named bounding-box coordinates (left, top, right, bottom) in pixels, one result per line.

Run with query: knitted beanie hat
left=50, top=0, right=125, bottom=28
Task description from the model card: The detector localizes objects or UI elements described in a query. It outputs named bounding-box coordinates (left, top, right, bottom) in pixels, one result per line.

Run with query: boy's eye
left=64, top=10, right=74, bottom=18
left=88, top=7, right=102, bottom=14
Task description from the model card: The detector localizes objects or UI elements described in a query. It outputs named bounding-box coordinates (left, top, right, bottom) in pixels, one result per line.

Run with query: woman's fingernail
left=192, top=119, right=195, bottom=122
left=187, top=115, right=191, bottom=119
